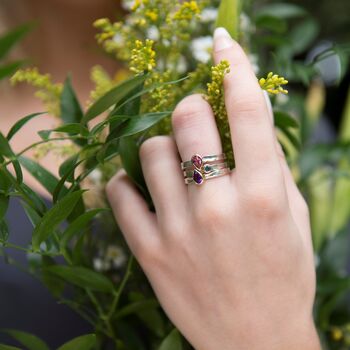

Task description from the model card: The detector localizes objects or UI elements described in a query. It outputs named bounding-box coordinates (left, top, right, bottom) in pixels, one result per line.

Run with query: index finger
left=213, top=28, right=282, bottom=187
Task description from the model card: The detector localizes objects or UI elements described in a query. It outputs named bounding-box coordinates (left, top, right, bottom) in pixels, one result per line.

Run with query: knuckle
left=172, top=94, right=212, bottom=131
left=194, top=201, right=232, bottom=230
left=242, top=187, right=286, bottom=220
left=139, top=135, right=172, bottom=160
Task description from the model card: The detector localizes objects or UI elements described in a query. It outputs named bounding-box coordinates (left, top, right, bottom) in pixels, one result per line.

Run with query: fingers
left=213, top=28, right=282, bottom=188
left=171, top=94, right=231, bottom=194
left=139, top=135, right=188, bottom=221
left=106, top=169, right=159, bottom=258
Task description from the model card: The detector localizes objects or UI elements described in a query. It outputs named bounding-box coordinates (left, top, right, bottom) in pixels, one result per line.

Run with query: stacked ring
left=181, top=153, right=230, bottom=185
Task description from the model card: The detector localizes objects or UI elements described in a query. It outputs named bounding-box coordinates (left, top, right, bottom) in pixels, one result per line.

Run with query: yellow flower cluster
left=89, top=65, right=115, bottom=104
left=331, top=324, right=350, bottom=346
left=11, top=68, right=62, bottom=117
left=172, top=1, right=201, bottom=21
left=130, top=39, right=156, bottom=74
left=205, top=60, right=234, bottom=167
left=259, top=72, right=288, bottom=95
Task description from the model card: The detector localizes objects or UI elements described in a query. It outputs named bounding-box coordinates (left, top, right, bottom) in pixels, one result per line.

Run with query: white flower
left=121, top=0, right=135, bottom=10
left=93, top=258, right=110, bottom=272
left=240, top=13, right=252, bottom=33
left=147, top=26, right=160, bottom=41
left=89, top=169, right=103, bottom=184
left=200, top=7, right=218, bottom=23
left=191, top=36, right=213, bottom=63
left=106, top=245, right=127, bottom=268
left=113, top=33, right=123, bottom=45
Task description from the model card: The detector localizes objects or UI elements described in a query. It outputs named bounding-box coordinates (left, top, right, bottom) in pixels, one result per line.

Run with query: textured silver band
left=183, top=162, right=228, bottom=177
left=184, top=168, right=231, bottom=185
left=181, top=153, right=226, bottom=170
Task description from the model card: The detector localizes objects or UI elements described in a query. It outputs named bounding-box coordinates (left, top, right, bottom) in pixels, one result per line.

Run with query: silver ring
left=184, top=168, right=231, bottom=185
left=181, top=153, right=226, bottom=170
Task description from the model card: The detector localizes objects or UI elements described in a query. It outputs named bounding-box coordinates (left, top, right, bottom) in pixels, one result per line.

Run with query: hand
left=106, top=28, right=321, bottom=350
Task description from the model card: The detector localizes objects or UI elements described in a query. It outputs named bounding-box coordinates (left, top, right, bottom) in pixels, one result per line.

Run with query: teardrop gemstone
left=193, top=169, right=204, bottom=185
left=191, top=154, right=202, bottom=169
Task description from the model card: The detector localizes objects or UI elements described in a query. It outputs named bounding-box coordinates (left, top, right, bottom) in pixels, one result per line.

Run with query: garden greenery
left=0, top=0, right=350, bottom=349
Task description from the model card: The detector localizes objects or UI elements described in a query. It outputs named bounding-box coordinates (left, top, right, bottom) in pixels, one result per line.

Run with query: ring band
left=182, top=153, right=230, bottom=185
left=184, top=168, right=230, bottom=185
left=181, top=153, right=226, bottom=170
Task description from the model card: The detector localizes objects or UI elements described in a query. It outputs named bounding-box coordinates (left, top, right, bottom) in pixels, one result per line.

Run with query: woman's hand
left=106, top=28, right=320, bottom=350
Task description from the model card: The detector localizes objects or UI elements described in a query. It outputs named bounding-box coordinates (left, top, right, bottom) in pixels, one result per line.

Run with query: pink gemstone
left=191, top=154, right=202, bottom=169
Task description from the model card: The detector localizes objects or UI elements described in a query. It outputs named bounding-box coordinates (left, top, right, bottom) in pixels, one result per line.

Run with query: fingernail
left=214, top=27, right=234, bottom=52
left=263, top=90, right=274, bottom=124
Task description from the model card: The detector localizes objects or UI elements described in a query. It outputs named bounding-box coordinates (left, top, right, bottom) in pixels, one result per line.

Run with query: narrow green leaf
left=108, top=112, right=170, bottom=140
left=18, top=156, right=67, bottom=195
left=0, top=194, right=9, bottom=221
left=39, top=124, right=89, bottom=139
left=60, top=208, right=108, bottom=250
left=7, top=113, right=45, bottom=141
left=60, top=76, right=84, bottom=124
left=216, top=0, right=240, bottom=40
left=57, top=334, right=96, bottom=350
left=59, top=154, right=79, bottom=182
left=0, top=344, right=21, bottom=350
left=0, top=23, right=34, bottom=60
left=2, top=329, right=49, bottom=350
left=158, top=329, right=182, bottom=350
left=256, top=3, right=307, bottom=19
left=82, top=73, right=148, bottom=124
left=32, top=190, right=84, bottom=250
left=274, top=111, right=299, bottom=129
left=119, top=136, right=151, bottom=204
left=47, top=265, right=114, bottom=292
left=0, top=220, right=9, bottom=242
left=0, top=61, right=24, bottom=81
left=0, top=132, right=23, bottom=183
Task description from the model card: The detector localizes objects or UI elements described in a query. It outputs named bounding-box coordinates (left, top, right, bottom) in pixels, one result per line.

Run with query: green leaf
left=39, top=124, right=89, bottom=139
left=59, top=154, right=79, bottom=182
left=60, top=208, right=108, bottom=251
left=107, top=112, right=170, bottom=140
left=274, top=111, right=299, bottom=129
left=46, top=265, right=114, bottom=292
left=2, top=329, right=49, bottom=350
left=0, top=194, right=9, bottom=220
left=115, top=299, right=159, bottom=319
left=7, top=113, right=45, bottom=141
left=82, top=73, right=148, bottom=124
left=60, top=76, right=84, bottom=124
left=256, top=3, right=306, bottom=19
left=0, top=132, right=23, bottom=183
left=119, top=136, right=151, bottom=204
left=0, top=344, right=21, bottom=350
left=32, top=190, right=84, bottom=250
left=57, top=334, right=96, bottom=350
left=0, top=220, right=9, bottom=242
left=158, top=329, right=182, bottom=350
left=288, top=18, right=319, bottom=55
left=216, top=0, right=240, bottom=40
left=0, top=23, right=34, bottom=60
left=0, top=61, right=24, bottom=81
left=18, top=156, right=67, bottom=195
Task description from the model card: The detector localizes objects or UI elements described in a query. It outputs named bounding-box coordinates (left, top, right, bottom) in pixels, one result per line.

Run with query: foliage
left=0, top=0, right=350, bottom=349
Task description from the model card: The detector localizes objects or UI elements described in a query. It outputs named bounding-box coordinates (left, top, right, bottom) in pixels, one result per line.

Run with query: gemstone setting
left=193, top=169, right=204, bottom=185
left=191, top=154, right=202, bottom=169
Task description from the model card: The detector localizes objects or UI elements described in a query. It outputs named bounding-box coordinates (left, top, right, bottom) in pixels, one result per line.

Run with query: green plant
left=0, top=0, right=350, bottom=349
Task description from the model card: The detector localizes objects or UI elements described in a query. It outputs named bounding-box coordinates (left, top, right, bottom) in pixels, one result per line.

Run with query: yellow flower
left=331, top=327, right=343, bottom=341
left=259, top=72, right=288, bottom=95
left=145, top=9, right=158, bottom=22
left=173, top=1, right=201, bottom=21
left=11, top=68, right=62, bottom=117
left=130, top=39, right=156, bottom=74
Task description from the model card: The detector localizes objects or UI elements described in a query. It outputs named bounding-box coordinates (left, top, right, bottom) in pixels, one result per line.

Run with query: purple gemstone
left=193, top=169, right=203, bottom=185
left=191, top=154, right=202, bottom=169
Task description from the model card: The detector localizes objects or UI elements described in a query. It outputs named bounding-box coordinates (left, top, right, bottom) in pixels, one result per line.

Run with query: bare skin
left=0, top=0, right=117, bottom=196
left=106, top=28, right=321, bottom=350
